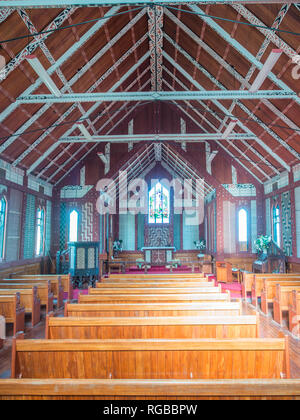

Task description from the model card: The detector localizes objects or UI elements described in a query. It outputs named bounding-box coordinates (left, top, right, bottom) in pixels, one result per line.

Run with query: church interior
left=0, top=0, right=300, bottom=401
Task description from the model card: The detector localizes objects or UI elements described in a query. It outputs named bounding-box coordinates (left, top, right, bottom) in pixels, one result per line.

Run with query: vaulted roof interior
left=0, top=1, right=299, bottom=186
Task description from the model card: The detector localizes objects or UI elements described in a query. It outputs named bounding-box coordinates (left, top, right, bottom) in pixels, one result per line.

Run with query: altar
left=141, top=246, right=176, bottom=266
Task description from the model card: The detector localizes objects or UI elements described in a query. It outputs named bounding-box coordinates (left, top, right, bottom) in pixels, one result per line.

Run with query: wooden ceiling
left=0, top=1, right=299, bottom=185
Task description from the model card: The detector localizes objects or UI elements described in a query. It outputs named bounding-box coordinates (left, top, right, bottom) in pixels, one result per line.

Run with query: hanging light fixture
left=26, top=54, right=61, bottom=97
left=249, top=49, right=283, bottom=92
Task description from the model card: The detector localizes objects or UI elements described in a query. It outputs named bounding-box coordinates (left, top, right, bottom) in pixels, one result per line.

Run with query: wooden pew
left=104, top=273, right=206, bottom=280
left=13, top=274, right=73, bottom=300
left=242, top=272, right=300, bottom=301
left=251, top=275, right=300, bottom=307
left=1, top=378, right=300, bottom=400
left=260, top=279, right=300, bottom=314
left=0, top=288, right=40, bottom=327
left=0, top=281, right=53, bottom=314
left=64, top=301, right=243, bottom=318
left=11, top=337, right=290, bottom=379
left=273, top=285, right=300, bottom=326
left=46, top=315, right=259, bottom=340
left=0, top=294, right=25, bottom=335
left=288, top=290, right=300, bottom=337
left=79, top=292, right=231, bottom=304
left=2, top=278, right=63, bottom=309
left=96, top=281, right=213, bottom=288
left=88, top=286, right=221, bottom=295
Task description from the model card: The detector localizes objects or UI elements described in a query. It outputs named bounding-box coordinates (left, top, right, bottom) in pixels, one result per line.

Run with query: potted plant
left=194, top=239, right=206, bottom=258
left=254, top=235, right=271, bottom=255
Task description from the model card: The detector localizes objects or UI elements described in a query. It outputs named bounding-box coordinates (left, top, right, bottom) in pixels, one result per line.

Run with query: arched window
left=238, top=208, right=248, bottom=252
left=69, top=210, right=79, bottom=242
left=35, top=207, right=45, bottom=256
left=0, top=196, right=7, bottom=260
left=148, top=182, right=170, bottom=224
left=273, top=205, right=281, bottom=247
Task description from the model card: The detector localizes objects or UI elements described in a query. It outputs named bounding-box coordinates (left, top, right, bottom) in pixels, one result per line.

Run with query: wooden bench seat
left=0, top=281, right=53, bottom=314
left=79, top=292, right=231, bottom=304
left=251, top=275, right=300, bottom=307
left=11, top=337, right=289, bottom=379
left=101, top=277, right=207, bottom=284
left=260, top=279, right=300, bottom=314
left=241, top=273, right=300, bottom=302
left=2, top=278, right=63, bottom=309
left=1, top=378, right=300, bottom=400
left=104, top=273, right=206, bottom=279
left=0, top=288, right=40, bottom=327
left=13, top=274, right=73, bottom=300
left=96, top=281, right=213, bottom=288
left=46, top=315, right=258, bottom=340
left=288, top=290, right=300, bottom=337
left=88, top=286, right=221, bottom=295
left=64, top=301, right=242, bottom=318
left=0, top=294, right=25, bottom=335
left=273, top=285, right=300, bottom=326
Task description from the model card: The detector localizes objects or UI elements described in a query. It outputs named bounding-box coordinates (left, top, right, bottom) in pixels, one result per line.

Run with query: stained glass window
left=0, top=197, right=7, bottom=260
left=148, top=182, right=170, bottom=224
left=35, top=207, right=45, bottom=256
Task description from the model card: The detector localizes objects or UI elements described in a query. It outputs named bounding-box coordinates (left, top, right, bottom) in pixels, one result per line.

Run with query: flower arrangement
left=194, top=239, right=206, bottom=250
left=254, top=235, right=271, bottom=253
left=112, top=239, right=123, bottom=257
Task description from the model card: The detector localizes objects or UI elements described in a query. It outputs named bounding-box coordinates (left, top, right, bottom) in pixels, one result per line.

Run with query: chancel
left=0, top=0, right=300, bottom=401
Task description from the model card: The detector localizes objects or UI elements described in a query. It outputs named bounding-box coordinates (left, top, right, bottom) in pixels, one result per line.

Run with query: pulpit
left=68, top=241, right=99, bottom=288
left=141, top=246, right=176, bottom=266
left=216, top=261, right=233, bottom=283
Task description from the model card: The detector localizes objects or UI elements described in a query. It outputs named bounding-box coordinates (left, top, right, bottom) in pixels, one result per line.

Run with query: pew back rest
left=79, top=292, right=231, bottom=304
left=12, top=338, right=289, bottom=380
left=0, top=294, right=19, bottom=321
left=96, top=281, right=213, bottom=288
left=263, top=279, right=300, bottom=299
left=276, top=285, right=300, bottom=305
left=46, top=315, right=258, bottom=340
left=2, top=378, right=300, bottom=400
left=2, top=278, right=62, bottom=296
left=89, top=286, right=221, bottom=295
left=65, top=301, right=242, bottom=318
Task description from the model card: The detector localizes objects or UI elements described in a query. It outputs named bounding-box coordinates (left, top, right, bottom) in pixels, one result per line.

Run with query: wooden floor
left=1, top=298, right=300, bottom=379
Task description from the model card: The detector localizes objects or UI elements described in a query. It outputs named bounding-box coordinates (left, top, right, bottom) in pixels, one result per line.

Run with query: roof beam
left=0, top=6, right=120, bottom=127
left=11, top=9, right=146, bottom=166
left=231, top=4, right=298, bottom=60
left=0, top=1, right=291, bottom=7
left=59, top=133, right=259, bottom=143
left=163, top=51, right=291, bottom=174
left=165, top=9, right=295, bottom=169
left=28, top=60, right=150, bottom=177
left=0, top=8, right=13, bottom=23
left=189, top=4, right=300, bottom=103
left=1, top=7, right=77, bottom=79
left=16, top=90, right=296, bottom=103
left=147, top=5, right=163, bottom=91
left=37, top=54, right=150, bottom=180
